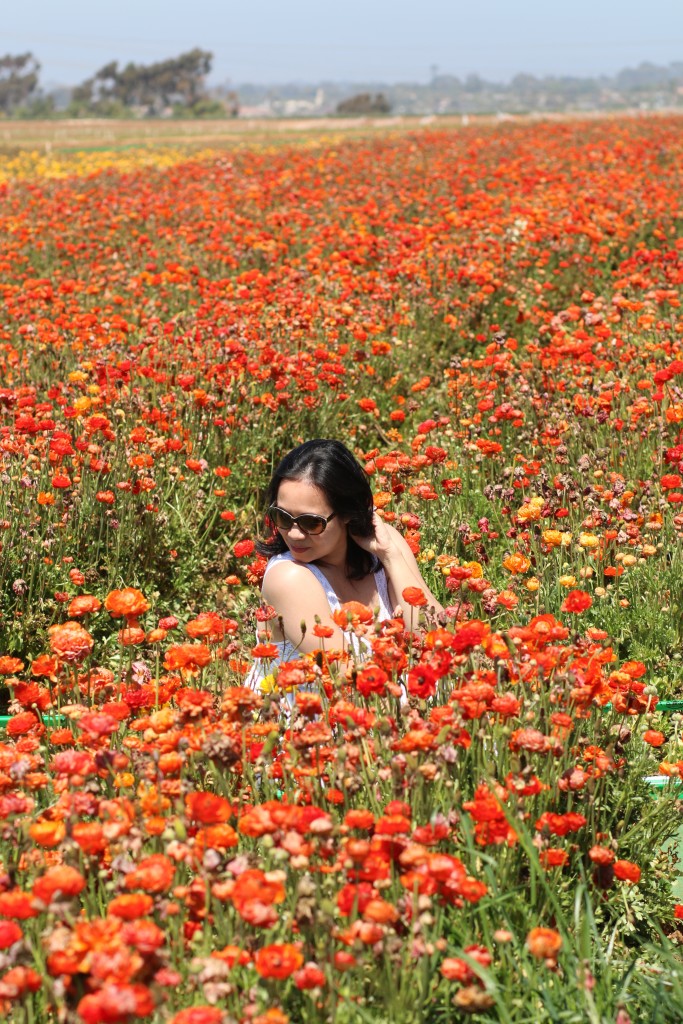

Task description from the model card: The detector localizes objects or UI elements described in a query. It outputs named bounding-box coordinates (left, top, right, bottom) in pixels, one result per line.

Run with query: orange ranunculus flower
left=0, top=966, right=42, bottom=995
left=0, top=656, right=24, bottom=675
left=541, top=529, right=563, bottom=547
left=642, top=729, right=666, bottom=747
left=373, top=491, right=392, bottom=509
left=254, top=942, right=303, bottom=980
left=251, top=643, right=281, bottom=659
left=588, top=846, right=615, bottom=866
left=48, top=621, right=94, bottom=664
left=539, top=849, right=569, bottom=869
left=229, top=869, right=286, bottom=917
left=561, top=589, right=592, bottom=614
left=344, top=809, right=376, bottom=830
left=0, top=889, right=37, bottom=920
left=253, top=1010, right=289, bottom=1024
left=402, top=586, right=428, bottom=607
left=186, top=612, right=236, bottom=641
left=185, top=791, right=232, bottom=825
left=5, top=711, right=41, bottom=737
left=77, top=985, right=154, bottom=1024
left=362, top=898, right=399, bottom=924
left=221, top=686, right=263, bottom=717
left=164, top=643, right=212, bottom=674
left=526, top=927, right=562, bottom=960
left=451, top=620, right=491, bottom=654
left=146, top=628, right=168, bottom=644
left=28, top=819, right=66, bottom=848
left=31, top=654, right=60, bottom=679
left=195, top=824, right=239, bottom=852
left=613, top=860, right=641, bottom=884
left=169, top=1009, right=225, bottom=1024
left=104, top=587, right=150, bottom=621
left=502, top=552, right=531, bottom=574
left=212, top=945, right=251, bottom=968
left=118, top=626, right=147, bottom=646
left=108, top=893, right=155, bottom=919
left=32, top=865, right=86, bottom=905
left=275, top=660, right=313, bottom=691
left=124, top=854, right=176, bottom=893
left=332, top=601, right=374, bottom=629
left=0, top=920, right=23, bottom=949
left=72, top=822, right=107, bottom=855
left=13, top=680, right=47, bottom=710
left=67, top=594, right=102, bottom=618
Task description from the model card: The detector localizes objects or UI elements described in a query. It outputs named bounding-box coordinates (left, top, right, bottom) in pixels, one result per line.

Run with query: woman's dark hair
left=256, top=439, right=375, bottom=579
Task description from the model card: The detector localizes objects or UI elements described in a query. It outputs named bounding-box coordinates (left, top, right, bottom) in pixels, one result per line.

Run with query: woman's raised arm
left=351, top=514, right=444, bottom=621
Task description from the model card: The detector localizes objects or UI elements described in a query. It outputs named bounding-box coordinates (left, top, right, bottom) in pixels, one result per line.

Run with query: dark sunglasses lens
left=269, top=508, right=292, bottom=530
left=297, top=515, right=326, bottom=535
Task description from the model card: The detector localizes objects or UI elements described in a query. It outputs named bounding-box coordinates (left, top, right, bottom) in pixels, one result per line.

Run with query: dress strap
left=301, top=563, right=341, bottom=611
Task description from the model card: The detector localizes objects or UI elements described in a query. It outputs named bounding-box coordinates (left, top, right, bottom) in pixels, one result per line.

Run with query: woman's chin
left=288, top=546, right=312, bottom=560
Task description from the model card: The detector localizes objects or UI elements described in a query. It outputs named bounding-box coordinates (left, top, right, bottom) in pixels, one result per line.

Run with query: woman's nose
left=288, top=522, right=307, bottom=540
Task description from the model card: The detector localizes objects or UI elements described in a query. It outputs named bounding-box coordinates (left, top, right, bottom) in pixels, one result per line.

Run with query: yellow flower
left=73, top=396, right=92, bottom=415
left=578, top=533, right=600, bottom=549
left=259, top=674, right=279, bottom=694
left=559, top=575, right=577, bottom=587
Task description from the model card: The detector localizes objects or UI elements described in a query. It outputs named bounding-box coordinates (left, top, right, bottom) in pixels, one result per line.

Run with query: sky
left=6, top=0, right=683, bottom=87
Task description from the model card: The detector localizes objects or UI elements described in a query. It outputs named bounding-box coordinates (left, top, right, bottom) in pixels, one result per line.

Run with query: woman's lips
left=289, top=545, right=309, bottom=555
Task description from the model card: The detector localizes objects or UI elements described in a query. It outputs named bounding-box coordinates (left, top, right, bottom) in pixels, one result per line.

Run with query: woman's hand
left=351, top=514, right=444, bottom=617
left=349, top=512, right=396, bottom=561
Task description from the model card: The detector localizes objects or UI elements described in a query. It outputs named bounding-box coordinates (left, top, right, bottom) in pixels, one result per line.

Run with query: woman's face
left=272, top=477, right=347, bottom=567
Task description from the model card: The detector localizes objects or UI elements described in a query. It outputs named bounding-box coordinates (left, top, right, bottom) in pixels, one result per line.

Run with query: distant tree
left=71, top=49, right=214, bottom=117
left=336, top=92, right=391, bottom=116
left=464, top=74, right=485, bottom=94
left=0, top=53, right=40, bottom=113
left=511, top=73, right=540, bottom=95
left=14, top=94, right=55, bottom=119
left=177, top=94, right=239, bottom=119
left=616, top=61, right=680, bottom=90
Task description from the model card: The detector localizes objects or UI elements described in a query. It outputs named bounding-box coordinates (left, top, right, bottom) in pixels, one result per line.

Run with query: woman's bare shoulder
left=262, top=559, right=322, bottom=597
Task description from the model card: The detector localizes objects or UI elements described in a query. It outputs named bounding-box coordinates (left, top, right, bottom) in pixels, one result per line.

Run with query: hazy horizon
left=6, top=0, right=683, bottom=88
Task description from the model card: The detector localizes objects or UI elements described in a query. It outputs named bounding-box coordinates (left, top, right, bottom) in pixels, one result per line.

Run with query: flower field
left=2, top=116, right=683, bottom=1021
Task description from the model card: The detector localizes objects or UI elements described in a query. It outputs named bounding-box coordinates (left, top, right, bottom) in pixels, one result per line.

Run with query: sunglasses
left=268, top=505, right=337, bottom=536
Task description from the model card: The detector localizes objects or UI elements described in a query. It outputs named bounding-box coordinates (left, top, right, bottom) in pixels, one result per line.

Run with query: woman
left=253, top=439, right=442, bottom=667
